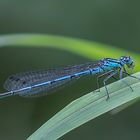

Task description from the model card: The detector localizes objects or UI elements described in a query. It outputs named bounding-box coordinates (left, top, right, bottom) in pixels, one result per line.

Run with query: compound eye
left=124, top=57, right=130, bottom=62
left=126, top=57, right=130, bottom=61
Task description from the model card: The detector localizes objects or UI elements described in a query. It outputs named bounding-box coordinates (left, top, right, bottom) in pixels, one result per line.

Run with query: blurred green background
left=0, top=0, right=140, bottom=140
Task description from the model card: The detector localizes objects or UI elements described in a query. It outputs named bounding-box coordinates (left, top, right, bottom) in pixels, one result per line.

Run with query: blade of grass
left=27, top=72, right=140, bottom=140
left=0, top=34, right=140, bottom=71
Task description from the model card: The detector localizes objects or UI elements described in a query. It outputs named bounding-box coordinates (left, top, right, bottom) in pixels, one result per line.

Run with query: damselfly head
left=120, top=56, right=135, bottom=68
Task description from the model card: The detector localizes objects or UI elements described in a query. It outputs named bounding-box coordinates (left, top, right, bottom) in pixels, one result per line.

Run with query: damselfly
left=0, top=56, right=139, bottom=100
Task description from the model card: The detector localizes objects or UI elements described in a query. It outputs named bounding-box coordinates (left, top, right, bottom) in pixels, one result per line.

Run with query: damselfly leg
left=96, top=67, right=137, bottom=100
left=103, top=71, right=118, bottom=100
left=96, top=70, right=117, bottom=100
left=123, top=67, right=140, bottom=80
left=119, top=67, right=133, bottom=92
left=96, top=70, right=114, bottom=92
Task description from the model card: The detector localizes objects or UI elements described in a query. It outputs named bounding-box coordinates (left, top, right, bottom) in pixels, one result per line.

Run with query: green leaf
left=0, top=34, right=140, bottom=71
left=27, top=72, right=140, bottom=140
